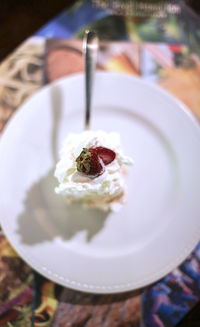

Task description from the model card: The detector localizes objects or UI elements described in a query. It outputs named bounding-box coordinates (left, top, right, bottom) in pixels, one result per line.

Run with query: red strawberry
left=76, top=148, right=104, bottom=177
left=95, top=146, right=116, bottom=165
left=76, top=146, right=116, bottom=178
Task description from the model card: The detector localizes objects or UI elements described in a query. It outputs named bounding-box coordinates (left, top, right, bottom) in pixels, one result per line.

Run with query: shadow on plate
left=16, top=168, right=109, bottom=245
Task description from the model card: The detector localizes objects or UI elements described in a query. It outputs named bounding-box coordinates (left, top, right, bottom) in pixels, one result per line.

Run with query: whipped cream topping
left=54, top=130, right=133, bottom=210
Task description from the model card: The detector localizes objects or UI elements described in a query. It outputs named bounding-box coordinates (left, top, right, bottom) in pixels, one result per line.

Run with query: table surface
left=0, top=1, right=200, bottom=326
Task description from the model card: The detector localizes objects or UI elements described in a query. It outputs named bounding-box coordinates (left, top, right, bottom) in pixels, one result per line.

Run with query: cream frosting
left=54, top=130, right=133, bottom=211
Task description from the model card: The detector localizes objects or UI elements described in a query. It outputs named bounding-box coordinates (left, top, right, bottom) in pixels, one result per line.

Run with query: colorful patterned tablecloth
left=0, top=1, right=200, bottom=326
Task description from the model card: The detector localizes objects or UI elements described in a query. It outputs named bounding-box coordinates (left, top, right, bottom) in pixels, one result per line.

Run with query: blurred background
left=0, top=0, right=200, bottom=62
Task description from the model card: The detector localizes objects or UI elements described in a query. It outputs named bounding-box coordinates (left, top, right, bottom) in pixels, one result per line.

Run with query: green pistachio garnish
left=76, top=148, right=91, bottom=173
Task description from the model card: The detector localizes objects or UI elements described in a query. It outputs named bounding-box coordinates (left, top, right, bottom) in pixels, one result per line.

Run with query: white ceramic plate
left=1, top=72, right=200, bottom=294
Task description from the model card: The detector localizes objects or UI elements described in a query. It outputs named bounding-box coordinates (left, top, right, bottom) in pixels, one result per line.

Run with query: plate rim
left=2, top=71, right=200, bottom=137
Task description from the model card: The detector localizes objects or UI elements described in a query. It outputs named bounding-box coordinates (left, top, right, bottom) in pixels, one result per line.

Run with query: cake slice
left=54, top=130, right=133, bottom=211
